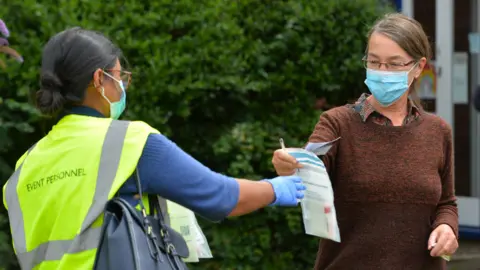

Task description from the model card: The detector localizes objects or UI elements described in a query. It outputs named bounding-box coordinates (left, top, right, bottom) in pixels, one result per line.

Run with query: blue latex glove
left=264, top=176, right=306, bottom=206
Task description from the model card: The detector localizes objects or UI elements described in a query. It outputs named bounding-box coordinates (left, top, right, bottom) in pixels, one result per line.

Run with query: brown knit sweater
left=309, top=106, right=458, bottom=270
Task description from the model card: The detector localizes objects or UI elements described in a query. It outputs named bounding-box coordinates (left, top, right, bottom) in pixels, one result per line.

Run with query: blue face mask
left=101, top=73, right=126, bottom=120
left=364, top=66, right=415, bottom=107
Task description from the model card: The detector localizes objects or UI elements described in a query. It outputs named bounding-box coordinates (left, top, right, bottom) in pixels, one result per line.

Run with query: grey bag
left=93, top=169, right=190, bottom=270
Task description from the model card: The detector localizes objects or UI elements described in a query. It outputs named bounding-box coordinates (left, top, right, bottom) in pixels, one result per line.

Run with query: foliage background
left=0, top=0, right=391, bottom=269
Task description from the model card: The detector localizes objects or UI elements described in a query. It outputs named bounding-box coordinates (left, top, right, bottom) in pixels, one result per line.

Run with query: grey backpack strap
left=157, top=196, right=170, bottom=226
left=148, top=195, right=170, bottom=226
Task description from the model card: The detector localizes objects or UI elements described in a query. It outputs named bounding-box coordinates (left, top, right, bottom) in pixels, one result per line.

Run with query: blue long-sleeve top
left=62, top=106, right=240, bottom=222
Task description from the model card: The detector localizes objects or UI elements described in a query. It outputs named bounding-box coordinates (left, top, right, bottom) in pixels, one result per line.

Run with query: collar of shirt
left=57, top=106, right=106, bottom=121
left=351, top=93, right=419, bottom=123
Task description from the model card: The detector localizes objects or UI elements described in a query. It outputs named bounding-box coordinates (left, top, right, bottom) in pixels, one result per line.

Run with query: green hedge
left=0, top=1, right=392, bottom=269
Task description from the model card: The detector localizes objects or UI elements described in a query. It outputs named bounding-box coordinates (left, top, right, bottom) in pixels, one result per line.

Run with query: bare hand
left=272, top=149, right=303, bottom=176
left=428, top=224, right=458, bottom=257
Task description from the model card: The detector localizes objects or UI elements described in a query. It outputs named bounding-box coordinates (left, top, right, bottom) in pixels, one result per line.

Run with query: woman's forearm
left=124, top=133, right=302, bottom=222
left=228, top=179, right=274, bottom=217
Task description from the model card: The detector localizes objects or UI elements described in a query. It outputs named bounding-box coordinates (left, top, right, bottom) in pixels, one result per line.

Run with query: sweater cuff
left=432, top=213, right=459, bottom=239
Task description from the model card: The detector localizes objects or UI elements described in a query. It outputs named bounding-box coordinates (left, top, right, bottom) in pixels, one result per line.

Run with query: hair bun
left=36, top=72, right=66, bottom=115
left=40, top=72, right=64, bottom=93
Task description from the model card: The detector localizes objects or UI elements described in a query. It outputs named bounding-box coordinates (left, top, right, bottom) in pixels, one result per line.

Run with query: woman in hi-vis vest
left=2, top=27, right=305, bottom=270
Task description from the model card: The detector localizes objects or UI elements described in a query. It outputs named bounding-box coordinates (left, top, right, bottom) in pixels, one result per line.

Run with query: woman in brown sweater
left=272, top=13, right=458, bottom=270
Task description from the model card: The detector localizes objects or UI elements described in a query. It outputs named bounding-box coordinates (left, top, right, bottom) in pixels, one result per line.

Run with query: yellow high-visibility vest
left=2, top=114, right=160, bottom=269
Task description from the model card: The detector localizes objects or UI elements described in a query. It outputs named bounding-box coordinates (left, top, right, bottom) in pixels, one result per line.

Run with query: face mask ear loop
left=100, top=86, right=112, bottom=104
left=407, top=62, right=420, bottom=88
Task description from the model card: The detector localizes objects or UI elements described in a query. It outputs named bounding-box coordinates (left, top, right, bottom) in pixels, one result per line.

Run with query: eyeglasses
left=362, top=57, right=416, bottom=71
left=105, top=69, right=132, bottom=89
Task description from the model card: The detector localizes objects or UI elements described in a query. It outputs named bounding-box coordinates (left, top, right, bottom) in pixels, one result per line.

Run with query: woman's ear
left=92, top=68, right=104, bottom=88
left=414, top=57, right=427, bottom=79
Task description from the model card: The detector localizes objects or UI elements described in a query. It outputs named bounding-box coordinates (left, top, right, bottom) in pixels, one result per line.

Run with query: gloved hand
left=264, top=176, right=306, bottom=206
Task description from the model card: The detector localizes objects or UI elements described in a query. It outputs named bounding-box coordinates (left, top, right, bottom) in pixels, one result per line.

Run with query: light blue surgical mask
left=364, top=65, right=416, bottom=107
left=101, top=73, right=126, bottom=120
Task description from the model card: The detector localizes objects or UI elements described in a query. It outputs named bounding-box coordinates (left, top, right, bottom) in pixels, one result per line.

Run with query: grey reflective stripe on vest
left=4, top=144, right=36, bottom=255
left=16, top=226, right=102, bottom=269
left=5, top=120, right=130, bottom=269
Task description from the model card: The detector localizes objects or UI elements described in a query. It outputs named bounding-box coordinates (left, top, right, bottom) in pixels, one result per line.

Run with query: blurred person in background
left=271, top=13, right=458, bottom=270
left=2, top=27, right=306, bottom=270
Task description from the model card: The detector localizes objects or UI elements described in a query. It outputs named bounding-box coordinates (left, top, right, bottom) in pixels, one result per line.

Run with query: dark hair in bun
left=36, top=27, right=122, bottom=115
left=36, top=72, right=65, bottom=115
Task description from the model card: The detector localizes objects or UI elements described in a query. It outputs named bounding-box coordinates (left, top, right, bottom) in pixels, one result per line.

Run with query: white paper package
left=286, top=145, right=341, bottom=242
left=167, top=201, right=213, bottom=262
